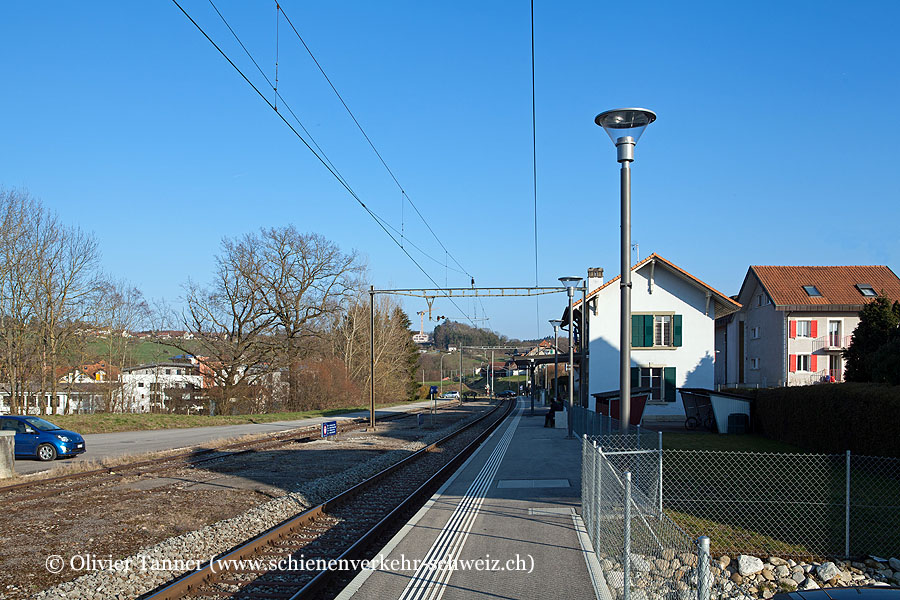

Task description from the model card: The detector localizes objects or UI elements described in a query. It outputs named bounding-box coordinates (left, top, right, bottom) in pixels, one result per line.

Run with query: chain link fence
left=582, top=437, right=747, bottom=600
left=664, top=449, right=900, bottom=559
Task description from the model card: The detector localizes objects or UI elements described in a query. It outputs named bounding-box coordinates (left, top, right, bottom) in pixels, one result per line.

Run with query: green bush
left=749, top=383, right=900, bottom=457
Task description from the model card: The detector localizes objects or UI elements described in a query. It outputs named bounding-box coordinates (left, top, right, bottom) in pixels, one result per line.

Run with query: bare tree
left=92, top=278, right=150, bottom=411
left=176, top=237, right=276, bottom=415
left=241, top=227, right=361, bottom=410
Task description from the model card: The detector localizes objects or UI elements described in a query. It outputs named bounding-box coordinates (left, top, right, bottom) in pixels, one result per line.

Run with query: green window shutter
left=631, top=366, right=640, bottom=388
left=673, top=314, right=683, bottom=347
left=631, top=315, right=643, bottom=347
left=643, top=314, right=654, bottom=347
left=663, top=367, right=676, bottom=402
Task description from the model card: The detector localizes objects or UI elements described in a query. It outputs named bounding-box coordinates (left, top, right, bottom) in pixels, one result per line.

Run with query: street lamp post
left=529, top=358, right=536, bottom=416
left=549, top=319, right=562, bottom=403
left=559, top=276, right=582, bottom=439
left=594, top=108, right=656, bottom=433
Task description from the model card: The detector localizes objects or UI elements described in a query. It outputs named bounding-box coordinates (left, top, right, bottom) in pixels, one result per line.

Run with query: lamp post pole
left=595, top=108, right=656, bottom=433
left=549, top=319, right=562, bottom=403
left=559, top=277, right=582, bottom=439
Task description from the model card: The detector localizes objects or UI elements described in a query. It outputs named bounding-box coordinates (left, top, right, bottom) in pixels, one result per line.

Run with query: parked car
left=773, top=588, right=900, bottom=600
left=0, top=415, right=86, bottom=461
left=440, top=391, right=460, bottom=399
left=498, top=390, right=517, bottom=398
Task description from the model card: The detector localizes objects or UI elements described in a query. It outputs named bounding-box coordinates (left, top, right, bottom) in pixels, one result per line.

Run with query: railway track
left=142, top=398, right=514, bottom=600
left=0, top=400, right=462, bottom=502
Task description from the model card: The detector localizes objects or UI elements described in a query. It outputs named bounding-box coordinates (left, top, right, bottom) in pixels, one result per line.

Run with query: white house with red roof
left=576, top=253, right=741, bottom=423
left=717, top=265, right=900, bottom=387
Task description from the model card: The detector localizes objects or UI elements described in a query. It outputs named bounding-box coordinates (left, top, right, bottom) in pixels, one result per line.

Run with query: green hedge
left=748, top=383, right=900, bottom=457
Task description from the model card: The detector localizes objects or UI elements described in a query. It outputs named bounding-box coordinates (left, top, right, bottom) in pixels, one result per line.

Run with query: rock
left=630, top=553, right=651, bottom=572
left=762, top=569, right=776, bottom=581
left=662, top=549, right=676, bottom=561
left=800, top=578, right=820, bottom=591
left=768, top=557, right=789, bottom=566
left=719, top=555, right=731, bottom=568
left=802, top=564, right=814, bottom=574
left=778, top=578, right=799, bottom=591
left=791, top=571, right=806, bottom=584
left=817, top=562, right=840, bottom=582
left=762, top=590, right=774, bottom=599
left=775, top=565, right=790, bottom=578
left=680, top=553, right=698, bottom=567
left=879, top=568, right=893, bottom=578
left=738, top=555, right=765, bottom=577
left=731, top=573, right=744, bottom=585
left=890, top=558, right=900, bottom=571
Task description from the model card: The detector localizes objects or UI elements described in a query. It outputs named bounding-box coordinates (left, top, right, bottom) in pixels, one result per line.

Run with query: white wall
left=120, top=366, right=203, bottom=412
left=588, top=263, right=719, bottom=421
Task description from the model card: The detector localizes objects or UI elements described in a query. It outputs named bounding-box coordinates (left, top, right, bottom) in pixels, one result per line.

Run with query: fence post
left=594, top=442, right=602, bottom=549
left=697, top=536, right=711, bottom=600
left=658, top=430, right=664, bottom=518
left=845, top=449, right=851, bottom=558
left=624, top=471, right=632, bottom=600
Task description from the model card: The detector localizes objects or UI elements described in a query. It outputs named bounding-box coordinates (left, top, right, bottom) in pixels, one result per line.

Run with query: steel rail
left=144, top=399, right=512, bottom=600
left=1, top=401, right=460, bottom=498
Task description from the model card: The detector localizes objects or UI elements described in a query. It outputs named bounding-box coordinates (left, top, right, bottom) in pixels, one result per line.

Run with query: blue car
left=0, top=415, right=86, bottom=461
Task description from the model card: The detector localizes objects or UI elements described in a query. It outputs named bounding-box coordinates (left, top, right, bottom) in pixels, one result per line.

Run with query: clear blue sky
left=2, top=1, right=898, bottom=339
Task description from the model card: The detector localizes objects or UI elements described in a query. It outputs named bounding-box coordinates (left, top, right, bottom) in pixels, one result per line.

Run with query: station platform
left=337, top=398, right=601, bottom=600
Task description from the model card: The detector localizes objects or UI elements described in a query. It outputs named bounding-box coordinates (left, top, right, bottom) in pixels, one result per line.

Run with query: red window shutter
left=789, top=321, right=797, bottom=339
left=789, top=354, right=797, bottom=372
left=810, top=354, right=817, bottom=371
left=810, top=320, right=818, bottom=338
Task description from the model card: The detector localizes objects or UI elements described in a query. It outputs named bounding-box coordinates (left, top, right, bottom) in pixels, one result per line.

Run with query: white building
left=119, top=362, right=204, bottom=412
left=717, top=265, right=900, bottom=387
left=576, top=254, right=741, bottom=423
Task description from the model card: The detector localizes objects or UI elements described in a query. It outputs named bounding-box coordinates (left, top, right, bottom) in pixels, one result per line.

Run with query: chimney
left=587, top=267, right=604, bottom=292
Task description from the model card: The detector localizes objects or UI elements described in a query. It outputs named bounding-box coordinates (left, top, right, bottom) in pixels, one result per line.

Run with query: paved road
left=13, top=399, right=456, bottom=476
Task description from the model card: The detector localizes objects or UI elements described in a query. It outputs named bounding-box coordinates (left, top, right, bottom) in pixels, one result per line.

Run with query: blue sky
left=2, top=1, right=898, bottom=339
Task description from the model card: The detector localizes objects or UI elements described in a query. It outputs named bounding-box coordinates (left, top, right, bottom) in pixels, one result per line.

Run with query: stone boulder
left=817, top=562, right=840, bottom=582
left=738, top=555, right=765, bottom=577
left=800, top=578, right=820, bottom=591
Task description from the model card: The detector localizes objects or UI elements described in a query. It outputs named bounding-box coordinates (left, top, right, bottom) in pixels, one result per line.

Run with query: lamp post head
left=595, top=108, right=656, bottom=162
left=559, top=276, right=582, bottom=297
left=549, top=319, right=562, bottom=331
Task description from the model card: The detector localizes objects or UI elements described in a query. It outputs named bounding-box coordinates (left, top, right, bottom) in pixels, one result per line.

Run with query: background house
left=579, top=253, right=741, bottom=423
left=717, top=265, right=900, bottom=387
left=119, top=361, right=204, bottom=412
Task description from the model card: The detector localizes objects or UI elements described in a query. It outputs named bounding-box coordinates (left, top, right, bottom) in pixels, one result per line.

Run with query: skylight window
left=803, top=285, right=822, bottom=297
left=856, top=284, right=877, bottom=297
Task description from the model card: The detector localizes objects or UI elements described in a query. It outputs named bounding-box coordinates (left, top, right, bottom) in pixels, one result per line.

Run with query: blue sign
left=430, top=385, right=438, bottom=395
left=322, top=420, right=337, bottom=438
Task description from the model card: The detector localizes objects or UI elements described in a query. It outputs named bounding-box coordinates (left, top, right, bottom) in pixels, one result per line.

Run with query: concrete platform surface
left=338, top=399, right=598, bottom=600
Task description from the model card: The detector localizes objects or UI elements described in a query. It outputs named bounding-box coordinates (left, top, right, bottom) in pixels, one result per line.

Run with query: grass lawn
left=662, top=432, right=806, bottom=453
left=43, top=401, right=419, bottom=434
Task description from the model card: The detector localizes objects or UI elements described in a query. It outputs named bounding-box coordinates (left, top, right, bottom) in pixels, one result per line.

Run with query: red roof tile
left=751, top=265, right=900, bottom=307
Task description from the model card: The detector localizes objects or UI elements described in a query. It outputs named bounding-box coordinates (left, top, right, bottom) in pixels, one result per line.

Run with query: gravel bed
left=29, top=403, right=498, bottom=600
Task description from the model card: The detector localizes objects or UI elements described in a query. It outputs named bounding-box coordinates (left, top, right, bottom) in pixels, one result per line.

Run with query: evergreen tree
left=844, top=294, right=900, bottom=382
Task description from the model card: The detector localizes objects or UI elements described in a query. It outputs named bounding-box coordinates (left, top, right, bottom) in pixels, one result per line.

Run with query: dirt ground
left=0, top=403, right=485, bottom=599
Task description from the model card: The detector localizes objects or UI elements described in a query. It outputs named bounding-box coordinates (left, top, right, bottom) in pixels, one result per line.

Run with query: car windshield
left=22, top=417, right=62, bottom=431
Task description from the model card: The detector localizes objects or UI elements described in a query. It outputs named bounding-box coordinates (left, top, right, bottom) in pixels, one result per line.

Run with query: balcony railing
left=812, top=334, right=853, bottom=352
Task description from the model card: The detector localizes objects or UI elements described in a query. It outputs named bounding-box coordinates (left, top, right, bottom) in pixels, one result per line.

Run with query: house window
left=803, top=285, right=822, bottom=297
left=165, top=369, right=171, bottom=375
left=750, top=358, right=760, bottom=370
left=757, top=295, right=763, bottom=306
left=634, top=366, right=676, bottom=402
left=856, top=284, right=877, bottom=297
left=796, top=354, right=810, bottom=372
left=796, top=321, right=812, bottom=338
left=632, top=314, right=682, bottom=348
left=138, top=382, right=144, bottom=388
left=640, top=367, right=663, bottom=401
left=751, top=326, right=760, bottom=339
left=654, top=315, right=672, bottom=346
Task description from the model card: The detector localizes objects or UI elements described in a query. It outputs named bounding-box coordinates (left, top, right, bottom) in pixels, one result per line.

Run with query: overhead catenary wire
left=531, top=0, right=540, bottom=337
left=277, top=3, right=475, bottom=280
left=173, top=0, right=478, bottom=327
